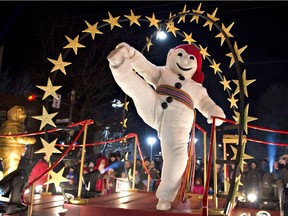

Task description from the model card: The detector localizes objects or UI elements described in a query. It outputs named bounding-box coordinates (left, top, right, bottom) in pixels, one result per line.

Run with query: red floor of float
left=2, top=191, right=280, bottom=216
left=62, top=191, right=280, bottom=216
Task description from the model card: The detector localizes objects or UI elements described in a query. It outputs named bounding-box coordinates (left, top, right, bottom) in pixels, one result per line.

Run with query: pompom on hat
left=174, top=44, right=204, bottom=84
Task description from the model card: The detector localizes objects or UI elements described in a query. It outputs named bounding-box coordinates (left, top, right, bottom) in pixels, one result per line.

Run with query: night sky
left=1, top=1, right=288, bottom=158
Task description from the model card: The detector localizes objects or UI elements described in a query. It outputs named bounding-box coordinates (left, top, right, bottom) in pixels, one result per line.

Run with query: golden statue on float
left=0, top=105, right=36, bottom=177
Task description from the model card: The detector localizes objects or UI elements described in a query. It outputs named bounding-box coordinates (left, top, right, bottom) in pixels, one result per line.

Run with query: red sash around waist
left=156, top=84, right=193, bottom=110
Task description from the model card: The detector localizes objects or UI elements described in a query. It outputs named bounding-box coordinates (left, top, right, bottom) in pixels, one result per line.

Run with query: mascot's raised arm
left=107, top=42, right=225, bottom=211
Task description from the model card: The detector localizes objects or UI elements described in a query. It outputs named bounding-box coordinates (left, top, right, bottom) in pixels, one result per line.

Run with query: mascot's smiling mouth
left=176, top=63, right=192, bottom=71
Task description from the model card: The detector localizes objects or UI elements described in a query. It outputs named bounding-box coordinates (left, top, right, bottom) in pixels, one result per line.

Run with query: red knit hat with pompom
left=174, top=44, right=204, bottom=84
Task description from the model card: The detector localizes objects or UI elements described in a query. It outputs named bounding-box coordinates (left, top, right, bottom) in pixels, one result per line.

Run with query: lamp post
left=147, top=137, right=156, bottom=160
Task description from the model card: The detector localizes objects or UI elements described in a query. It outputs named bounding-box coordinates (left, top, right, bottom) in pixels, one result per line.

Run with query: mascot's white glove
left=107, top=42, right=135, bottom=68
left=207, top=106, right=226, bottom=126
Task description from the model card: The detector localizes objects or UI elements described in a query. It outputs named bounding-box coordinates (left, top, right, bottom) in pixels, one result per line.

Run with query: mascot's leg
left=156, top=122, right=191, bottom=211
left=110, top=61, right=160, bottom=128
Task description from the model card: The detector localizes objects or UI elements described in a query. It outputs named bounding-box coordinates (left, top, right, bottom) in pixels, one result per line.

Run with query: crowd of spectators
left=191, top=154, right=288, bottom=210
left=59, top=150, right=162, bottom=197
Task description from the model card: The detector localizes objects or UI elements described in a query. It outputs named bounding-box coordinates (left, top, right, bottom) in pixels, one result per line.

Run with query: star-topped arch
left=36, top=4, right=257, bottom=213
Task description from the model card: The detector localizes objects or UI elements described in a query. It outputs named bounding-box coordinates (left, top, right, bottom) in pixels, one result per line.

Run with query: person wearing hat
left=107, top=42, right=225, bottom=211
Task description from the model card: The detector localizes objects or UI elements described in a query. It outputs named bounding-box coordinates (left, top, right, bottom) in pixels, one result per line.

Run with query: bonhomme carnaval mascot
left=107, top=42, right=225, bottom=211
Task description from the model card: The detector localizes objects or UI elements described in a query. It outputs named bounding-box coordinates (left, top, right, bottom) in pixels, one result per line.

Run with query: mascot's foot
left=156, top=199, right=171, bottom=211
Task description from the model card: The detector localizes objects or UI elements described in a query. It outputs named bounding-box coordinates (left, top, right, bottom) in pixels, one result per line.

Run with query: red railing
left=10, top=122, right=151, bottom=206
left=21, top=119, right=94, bottom=205
left=202, top=116, right=288, bottom=216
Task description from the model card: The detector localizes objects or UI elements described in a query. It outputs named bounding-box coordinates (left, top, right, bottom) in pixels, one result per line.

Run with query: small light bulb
left=157, top=30, right=167, bottom=40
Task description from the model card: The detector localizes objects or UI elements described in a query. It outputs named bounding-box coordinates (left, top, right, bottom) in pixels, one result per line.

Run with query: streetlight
left=156, top=23, right=167, bottom=40
left=156, top=30, right=167, bottom=40
left=147, top=137, right=156, bottom=160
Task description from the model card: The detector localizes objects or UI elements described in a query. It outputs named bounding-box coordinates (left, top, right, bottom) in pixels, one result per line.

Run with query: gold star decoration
left=226, top=42, right=248, bottom=68
left=166, top=20, right=179, bottom=37
left=223, top=176, right=243, bottom=198
left=145, top=13, right=161, bottom=29
left=230, top=145, right=253, bottom=161
left=231, top=174, right=245, bottom=206
left=199, top=45, right=210, bottom=60
left=203, top=8, right=220, bottom=31
left=177, top=4, right=190, bottom=23
left=124, top=101, right=130, bottom=111
left=145, top=37, right=153, bottom=52
left=168, top=12, right=176, bottom=20
left=124, top=10, right=141, bottom=26
left=103, top=12, right=122, bottom=30
left=36, top=78, right=62, bottom=100
left=47, top=54, right=71, bottom=75
left=215, top=22, right=234, bottom=46
left=238, top=160, right=245, bottom=173
left=120, top=118, right=128, bottom=128
left=63, top=35, right=86, bottom=55
left=220, top=76, right=232, bottom=91
left=227, top=93, right=238, bottom=109
left=230, top=145, right=237, bottom=160
left=232, top=69, right=256, bottom=97
left=44, top=167, right=70, bottom=190
left=82, top=21, right=103, bottom=40
left=235, top=174, right=243, bottom=187
left=233, top=104, right=258, bottom=134
left=232, top=110, right=240, bottom=124
left=182, top=31, right=196, bottom=44
left=239, top=142, right=249, bottom=172
left=243, top=104, right=258, bottom=134
left=32, top=106, right=58, bottom=130
left=190, top=3, right=205, bottom=24
left=209, top=59, right=222, bottom=74
left=35, top=138, right=62, bottom=162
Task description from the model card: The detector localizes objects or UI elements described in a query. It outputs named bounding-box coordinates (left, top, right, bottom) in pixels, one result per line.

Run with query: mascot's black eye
left=190, top=56, right=195, bottom=60
left=177, top=53, right=183, bottom=57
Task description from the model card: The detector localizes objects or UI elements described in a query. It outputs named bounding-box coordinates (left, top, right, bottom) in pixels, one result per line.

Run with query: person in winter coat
left=83, top=155, right=109, bottom=194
